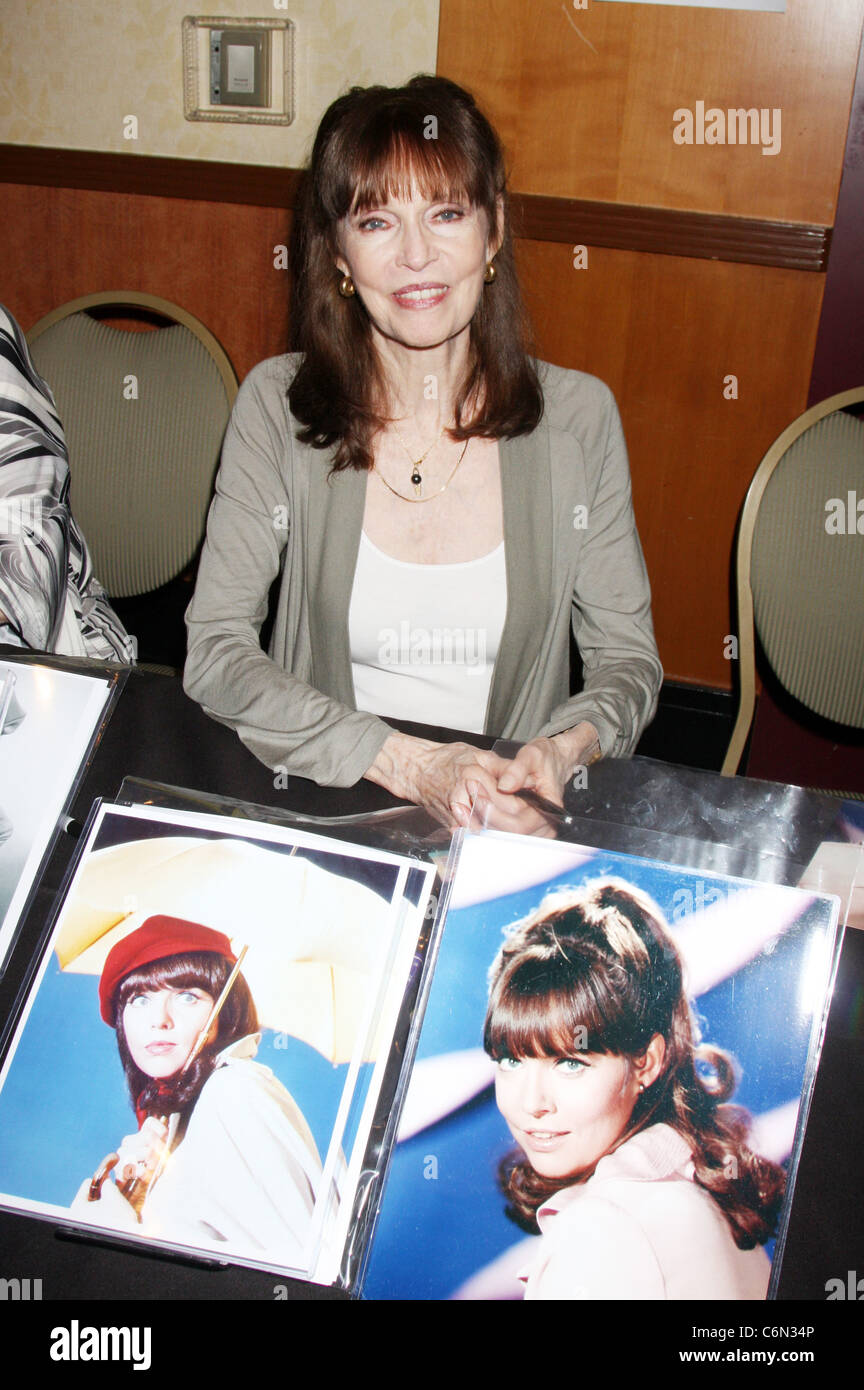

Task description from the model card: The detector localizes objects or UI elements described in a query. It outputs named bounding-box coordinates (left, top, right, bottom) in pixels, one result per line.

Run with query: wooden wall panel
left=438, top=0, right=861, bottom=693
left=0, top=185, right=293, bottom=384
left=515, top=241, right=823, bottom=688
left=438, top=0, right=863, bottom=222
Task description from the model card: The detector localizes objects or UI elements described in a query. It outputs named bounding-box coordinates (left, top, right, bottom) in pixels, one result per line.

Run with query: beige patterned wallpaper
left=0, top=1, right=440, bottom=165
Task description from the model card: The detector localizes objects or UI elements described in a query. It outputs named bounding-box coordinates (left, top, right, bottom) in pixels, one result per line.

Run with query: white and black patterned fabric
left=0, top=305, right=135, bottom=662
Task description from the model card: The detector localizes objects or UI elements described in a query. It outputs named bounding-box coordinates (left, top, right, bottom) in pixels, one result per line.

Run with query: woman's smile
left=391, top=282, right=450, bottom=309
left=522, top=1127, right=570, bottom=1146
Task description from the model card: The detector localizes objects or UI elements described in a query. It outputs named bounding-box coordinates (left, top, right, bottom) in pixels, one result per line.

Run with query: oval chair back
left=722, top=387, right=864, bottom=776
left=27, top=292, right=238, bottom=602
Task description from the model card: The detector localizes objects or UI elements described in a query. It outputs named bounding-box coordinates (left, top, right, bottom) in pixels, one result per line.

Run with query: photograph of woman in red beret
left=72, top=914, right=323, bottom=1267
left=0, top=801, right=433, bottom=1285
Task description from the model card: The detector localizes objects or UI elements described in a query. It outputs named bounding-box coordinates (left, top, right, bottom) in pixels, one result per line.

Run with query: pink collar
left=537, top=1124, right=695, bottom=1227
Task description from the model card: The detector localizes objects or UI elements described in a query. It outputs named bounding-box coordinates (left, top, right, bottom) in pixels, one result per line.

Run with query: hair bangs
left=351, top=131, right=486, bottom=216
left=484, top=953, right=620, bottom=1061
left=114, top=951, right=227, bottom=1017
left=319, top=92, right=499, bottom=228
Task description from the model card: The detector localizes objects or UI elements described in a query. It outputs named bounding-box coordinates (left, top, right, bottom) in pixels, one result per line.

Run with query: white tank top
left=348, top=532, right=508, bottom=734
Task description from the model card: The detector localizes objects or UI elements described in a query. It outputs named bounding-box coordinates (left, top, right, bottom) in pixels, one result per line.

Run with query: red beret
left=98, top=915, right=236, bottom=1025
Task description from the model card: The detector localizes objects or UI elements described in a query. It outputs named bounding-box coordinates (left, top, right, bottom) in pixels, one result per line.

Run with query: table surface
left=0, top=658, right=860, bottom=1301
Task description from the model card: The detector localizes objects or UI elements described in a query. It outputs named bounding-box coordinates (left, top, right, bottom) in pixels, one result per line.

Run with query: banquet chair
left=27, top=292, right=238, bottom=671
left=721, top=387, right=864, bottom=778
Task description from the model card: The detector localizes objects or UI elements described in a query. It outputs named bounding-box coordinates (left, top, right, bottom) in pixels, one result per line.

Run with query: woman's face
left=335, top=185, right=496, bottom=358
left=122, top=986, right=215, bottom=1080
left=494, top=1051, right=640, bottom=1182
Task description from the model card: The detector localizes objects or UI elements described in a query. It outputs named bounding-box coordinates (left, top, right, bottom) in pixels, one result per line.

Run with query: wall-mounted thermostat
left=210, top=28, right=269, bottom=107
left=183, top=16, right=294, bottom=125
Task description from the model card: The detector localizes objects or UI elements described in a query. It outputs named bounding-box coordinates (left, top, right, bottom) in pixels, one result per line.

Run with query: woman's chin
left=134, top=1054, right=182, bottom=1081
left=518, top=1142, right=587, bottom=1183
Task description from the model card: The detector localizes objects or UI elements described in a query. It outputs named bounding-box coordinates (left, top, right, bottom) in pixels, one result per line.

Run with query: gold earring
left=338, top=274, right=356, bottom=298
left=483, top=261, right=497, bottom=284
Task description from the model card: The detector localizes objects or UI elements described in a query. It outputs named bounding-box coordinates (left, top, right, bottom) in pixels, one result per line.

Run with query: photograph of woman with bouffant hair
left=363, top=833, right=837, bottom=1302
left=483, top=880, right=784, bottom=1299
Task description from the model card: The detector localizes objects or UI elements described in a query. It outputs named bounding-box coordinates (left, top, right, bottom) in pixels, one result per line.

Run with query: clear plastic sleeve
left=0, top=775, right=457, bottom=1294
left=360, top=761, right=843, bottom=1301
left=0, top=649, right=126, bottom=976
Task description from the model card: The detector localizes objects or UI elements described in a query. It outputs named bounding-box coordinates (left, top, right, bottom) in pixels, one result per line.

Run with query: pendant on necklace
left=411, top=467, right=423, bottom=499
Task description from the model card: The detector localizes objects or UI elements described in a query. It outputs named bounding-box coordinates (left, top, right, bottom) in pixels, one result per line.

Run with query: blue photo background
left=363, top=838, right=836, bottom=1300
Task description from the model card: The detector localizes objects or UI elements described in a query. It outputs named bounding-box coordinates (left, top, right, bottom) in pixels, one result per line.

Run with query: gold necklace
left=392, top=421, right=448, bottom=498
left=373, top=438, right=470, bottom=504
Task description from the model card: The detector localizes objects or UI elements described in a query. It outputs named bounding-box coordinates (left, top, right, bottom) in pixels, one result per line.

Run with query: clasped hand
left=369, top=722, right=600, bottom=835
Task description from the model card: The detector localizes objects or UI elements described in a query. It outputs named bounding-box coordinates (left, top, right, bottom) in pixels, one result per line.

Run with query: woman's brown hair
left=288, top=75, right=543, bottom=470
left=114, top=951, right=259, bottom=1122
left=483, top=880, right=786, bottom=1247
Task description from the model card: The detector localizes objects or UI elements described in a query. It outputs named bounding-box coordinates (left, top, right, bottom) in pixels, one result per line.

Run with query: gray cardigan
left=184, top=356, right=662, bottom=787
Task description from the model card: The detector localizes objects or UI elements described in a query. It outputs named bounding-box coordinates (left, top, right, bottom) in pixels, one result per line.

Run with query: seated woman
left=77, top=916, right=322, bottom=1264
left=184, top=76, right=662, bottom=828
left=484, top=880, right=785, bottom=1299
left=0, top=304, right=135, bottom=662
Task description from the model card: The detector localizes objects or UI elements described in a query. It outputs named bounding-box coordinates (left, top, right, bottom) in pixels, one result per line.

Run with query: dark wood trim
left=1, top=144, right=830, bottom=271
left=510, top=192, right=830, bottom=272
left=0, top=145, right=302, bottom=211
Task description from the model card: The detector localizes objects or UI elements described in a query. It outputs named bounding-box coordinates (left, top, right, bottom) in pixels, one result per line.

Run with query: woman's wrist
left=364, top=730, right=441, bottom=803
left=550, top=722, right=602, bottom=782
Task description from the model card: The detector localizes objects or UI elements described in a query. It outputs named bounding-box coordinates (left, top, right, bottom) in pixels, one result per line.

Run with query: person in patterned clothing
left=0, top=304, right=135, bottom=662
